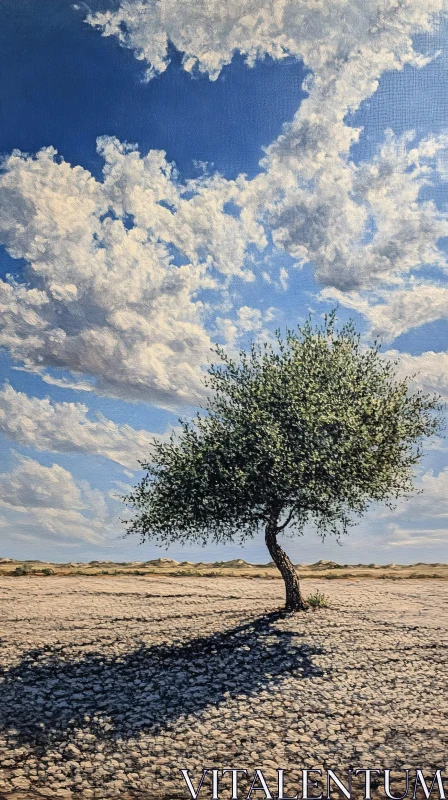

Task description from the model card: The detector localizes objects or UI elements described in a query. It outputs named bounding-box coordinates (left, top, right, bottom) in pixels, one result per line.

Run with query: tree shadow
left=0, top=611, right=323, bottom=751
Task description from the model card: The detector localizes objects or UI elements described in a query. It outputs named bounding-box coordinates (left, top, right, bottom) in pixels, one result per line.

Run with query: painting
left=0, top=1, right=446, bottom=798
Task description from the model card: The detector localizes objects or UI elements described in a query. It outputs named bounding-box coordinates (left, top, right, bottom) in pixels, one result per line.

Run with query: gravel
left=0, top=576, right=446, bottom=799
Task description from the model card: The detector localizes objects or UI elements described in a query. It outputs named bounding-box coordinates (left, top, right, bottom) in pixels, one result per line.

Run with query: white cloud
left=0, top=453, right=85, bottom=512
left=24, top=507, right=107, bottom=545
left=1, top=1, right=448, bottom=412
left=356, top=466, right=448, bottom=550
left=386, top=524, right=448, bottom=547
left=405, top=467, right=448, bottom=518
left=322, top=281, right=448, bottom=340
left=255, top=129, right=448, bottom=292
left=84, top=0, right=439, bottom=83
left=375, top=466, right=448, bottom=524
left=84, top=0, right=308, bottom=81
left=3, top=135, right=446, bottom=404
left=215, top=304, right=277, bottom=346
left=85, top=0, right=448, bottom=292
left=385, top=350, right=448, bottom=400
left=0, top=140, right=264, bottom=407
left=0, top=453, right=114, bottom=544
left=0, top=383, right=165, bottom=468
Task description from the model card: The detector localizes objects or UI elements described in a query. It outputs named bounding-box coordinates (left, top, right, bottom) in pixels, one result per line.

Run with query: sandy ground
left=0, top=576, right=447, bottom=799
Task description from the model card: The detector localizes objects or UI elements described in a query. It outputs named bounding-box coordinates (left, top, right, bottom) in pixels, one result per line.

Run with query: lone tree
left=126, top=314, right=442, bottom=611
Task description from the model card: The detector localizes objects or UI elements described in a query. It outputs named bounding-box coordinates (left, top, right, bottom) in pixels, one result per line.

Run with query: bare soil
left=0, top=576, right=446, bottom=799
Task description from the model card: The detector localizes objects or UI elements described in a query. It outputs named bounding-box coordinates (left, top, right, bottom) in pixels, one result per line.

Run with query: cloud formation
left=0, top=0, right=447, bottom=428
left=322, top=281, right=448, bottom=340
left=84, top=0, right=440, bottom=82
left=1, top=1, right=448, bottom=408
left=390, top=466, right=448, bottom=520
left=0, top=139, right=264, bottom=406
left=0, top=454, right=86, bottom=511
left=386, top=524, right=448, bottom=547
left=257, top=130, right=448, bottom=290
left=2, top=132, right=447, bottom=407
left=2, top=0, right=446, bottom=557
left=0, top=383, right=161, bottom=468
left=386, top=349, right=448, bottom=400
left=0, top=454, right=111, bottom=544
left=86, top=0, right=448, bottom=291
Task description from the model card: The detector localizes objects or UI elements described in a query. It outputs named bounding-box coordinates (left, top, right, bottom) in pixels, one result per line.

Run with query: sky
left=0, top=0, right=448, bottom=565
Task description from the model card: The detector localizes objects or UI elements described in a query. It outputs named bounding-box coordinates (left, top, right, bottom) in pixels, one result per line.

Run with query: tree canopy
left=125, top=313, right=442, bottom=610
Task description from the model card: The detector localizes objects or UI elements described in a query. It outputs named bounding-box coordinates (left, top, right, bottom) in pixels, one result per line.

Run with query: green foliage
left=12, top=564, right=32, bottom=576
left=125, top=313, right=443, bottom=548
left=41, top=567, right=54, bottom=576
left=306, top=590, right=330, bottom=609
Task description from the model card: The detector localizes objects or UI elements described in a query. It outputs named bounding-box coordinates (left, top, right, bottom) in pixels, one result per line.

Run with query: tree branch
left=277, top=510, right=294, bottom=532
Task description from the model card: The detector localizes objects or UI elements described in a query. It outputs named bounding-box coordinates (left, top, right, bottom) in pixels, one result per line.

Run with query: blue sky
left=0, top=0, right=447, bottom=564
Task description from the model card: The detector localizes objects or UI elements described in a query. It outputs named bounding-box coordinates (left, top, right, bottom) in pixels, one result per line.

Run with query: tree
left=125, top=313, right=442, bottom=612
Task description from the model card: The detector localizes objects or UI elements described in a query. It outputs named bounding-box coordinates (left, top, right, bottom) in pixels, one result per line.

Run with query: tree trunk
left=265, top=520, right=308, bottom=612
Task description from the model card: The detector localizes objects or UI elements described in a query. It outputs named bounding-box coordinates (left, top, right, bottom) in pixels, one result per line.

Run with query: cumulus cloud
left=84, top=0, right=439, bottom=82
left=385, top=350, right=448, bottom=400
left=364, top=465, right=448, bottom=549
left=0, top=383, right=164, bottom=468
left=215, top=304, right=277, bottom=346
left=386, top=524, right=448, bottom=547
left=85, top=0, right=308, bottom=81
left=251, top=127, right=448, bottom=294
left=389, top=466, right=448, bottom=520
left=0, top=453, right=86, bottom=511
left=1, top=0, right=448, bottom=411
left=0, top=454, right=112, bottom=544
left=0, top=139, right=264, bottom=407
left=85, top=0, right=448, bottom=292
left=322, top=281, right=448, bottom=340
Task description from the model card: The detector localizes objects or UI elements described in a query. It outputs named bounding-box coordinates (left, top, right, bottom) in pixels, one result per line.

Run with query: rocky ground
left=0, top=576, right=446, bottom=799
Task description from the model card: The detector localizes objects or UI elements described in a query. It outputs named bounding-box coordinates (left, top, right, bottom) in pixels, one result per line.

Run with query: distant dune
left=0, top=557, right=446, bottom=579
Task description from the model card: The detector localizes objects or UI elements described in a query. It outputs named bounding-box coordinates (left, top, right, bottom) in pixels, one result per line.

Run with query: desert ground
left=0, top=574, right=447, bottom=799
